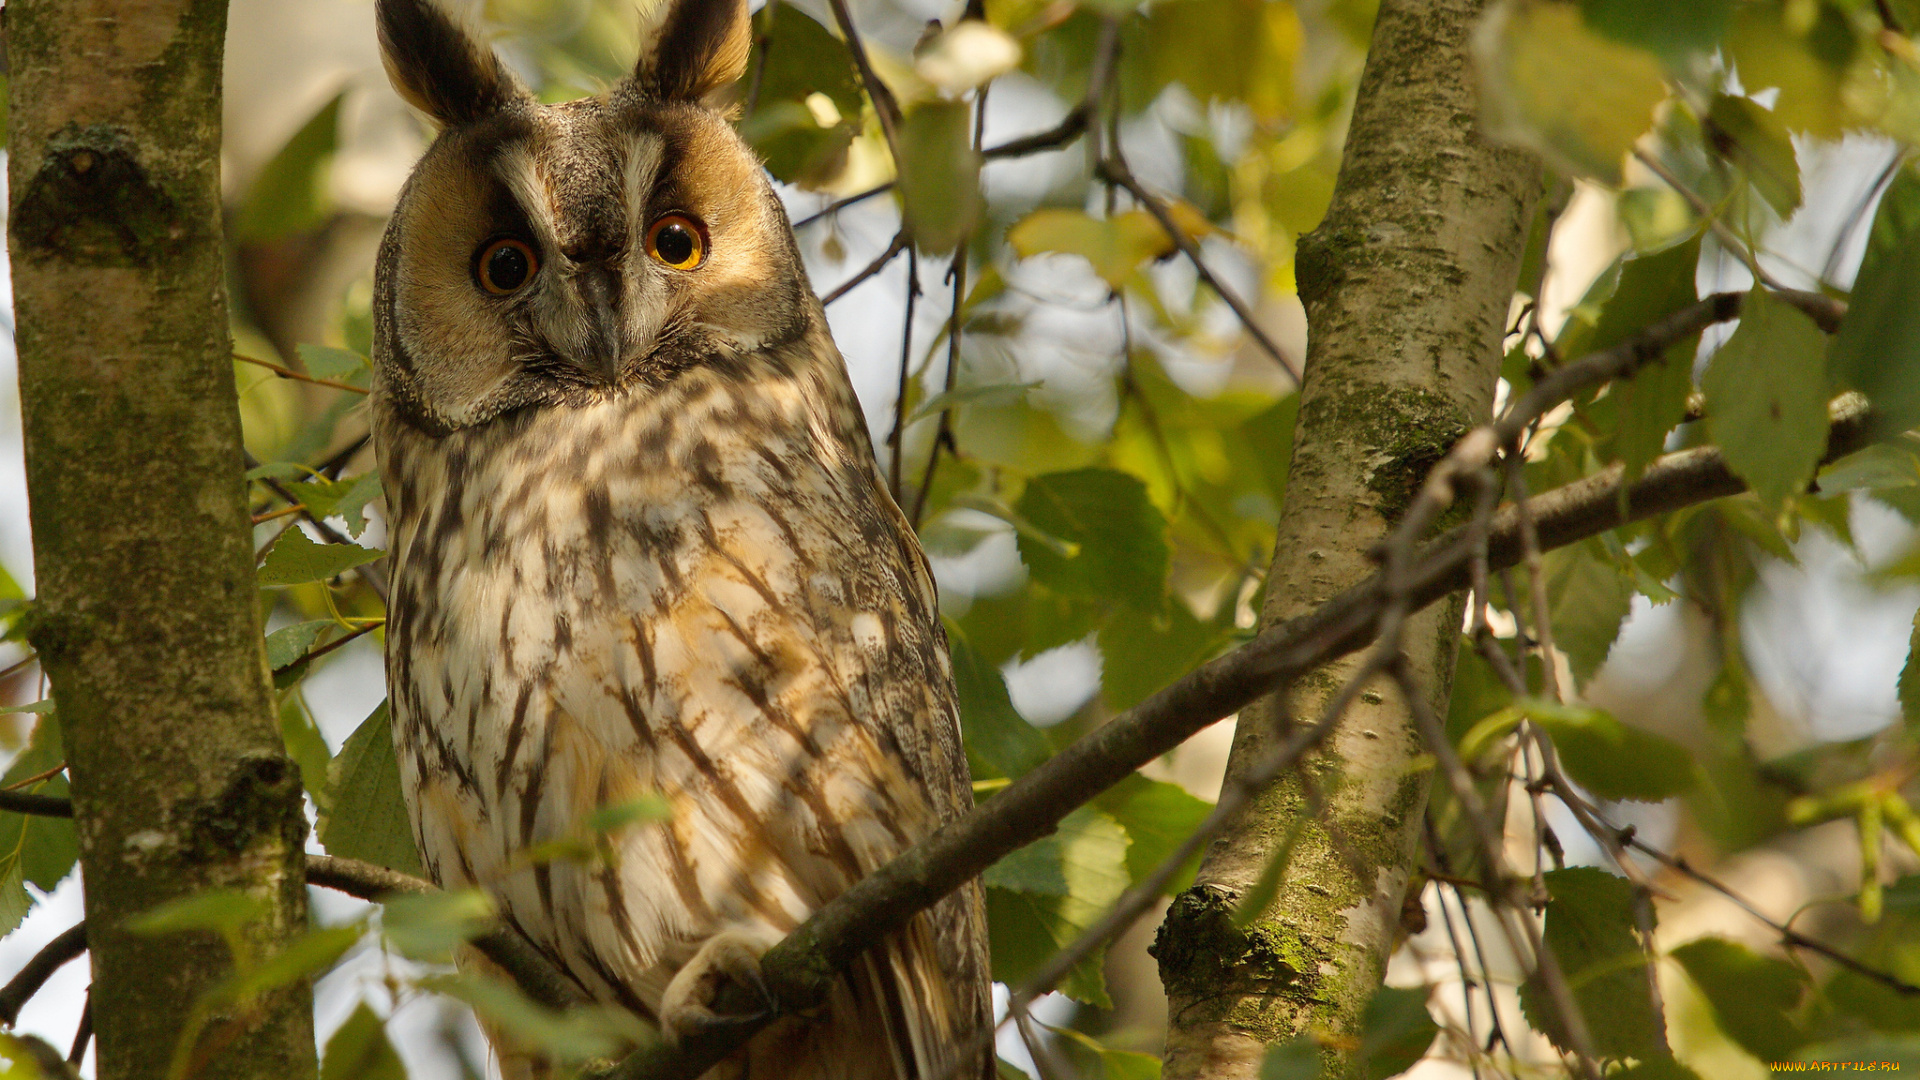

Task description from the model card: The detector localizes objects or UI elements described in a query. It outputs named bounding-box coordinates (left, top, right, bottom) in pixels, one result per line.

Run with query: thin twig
left=887, top=250, right=921, bottom=501
left=0, top=922, right=86, bottom=1025
left=3, top=763, right=65, bottom=792
left=67, top=993, right=91, bottom=1067
left=1097, top=154, right=1302, bottom=382
left=1393, top=660, right=1601, bottom=1080
left=0, top=652, right=39, bottom=684
left=0, top=788, right=73, bottom=818
left=305, top=855, right=585, bottom=1009
left=824, top=0, right=904, bottom=161
left=233, top=354, right=367, bottom=395
left=1875, top=0, right=1906, bottom=36
left=821, top=229, right=909, bottom=305
left=300, top=619, right=384, bottom=668
left=910, top=105, right=980, bottom=530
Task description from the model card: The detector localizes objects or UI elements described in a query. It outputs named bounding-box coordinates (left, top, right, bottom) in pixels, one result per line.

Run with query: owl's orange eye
left=476, top=237, right=539, bottom=295
left=646, top=214, right=707, bottom=270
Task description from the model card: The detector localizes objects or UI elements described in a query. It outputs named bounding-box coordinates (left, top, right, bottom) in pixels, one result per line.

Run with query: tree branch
left=305, top=855, right=585, bottom=1010
left=820, top=229, right=909, bottom=305
left=0, top=922, right=85, bottom=1026
left=790, top=108, right=1093, bottom=232
left=0, top=788, right=72, bottom=818
left=1097, top=155, right=1301, bottom=382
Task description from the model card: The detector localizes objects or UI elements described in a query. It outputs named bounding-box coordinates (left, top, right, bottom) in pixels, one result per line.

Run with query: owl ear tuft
left=378, top=0, right=527, bottom=125
left=629, top=0, right=752, bottom=106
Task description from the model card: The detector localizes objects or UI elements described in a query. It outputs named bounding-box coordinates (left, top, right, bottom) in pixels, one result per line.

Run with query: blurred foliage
left=11, top=0, right=1920, bottom=1074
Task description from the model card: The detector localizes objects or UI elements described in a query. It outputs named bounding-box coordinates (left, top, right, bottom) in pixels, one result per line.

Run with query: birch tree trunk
left=7, top=2, right=318, bottom=1078
left=1157, top=0, right=1539, bottom=1074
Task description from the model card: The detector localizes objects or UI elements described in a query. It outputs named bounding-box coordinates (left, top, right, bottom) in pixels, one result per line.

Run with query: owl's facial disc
left=377, top=99, right=812, bottom=434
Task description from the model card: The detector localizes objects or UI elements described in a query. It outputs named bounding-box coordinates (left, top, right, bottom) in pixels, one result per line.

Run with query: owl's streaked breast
left=376, top=323, right=969, bottom=1013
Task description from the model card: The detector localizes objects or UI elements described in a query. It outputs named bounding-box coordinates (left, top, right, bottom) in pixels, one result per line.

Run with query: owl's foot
left=660, top=927, right=779, bottom=1045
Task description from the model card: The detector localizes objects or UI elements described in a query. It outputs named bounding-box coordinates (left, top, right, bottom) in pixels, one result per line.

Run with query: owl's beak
left=573, top=267, right=627, bottom=385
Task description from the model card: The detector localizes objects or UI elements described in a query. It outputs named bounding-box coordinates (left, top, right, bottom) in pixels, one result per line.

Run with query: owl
left=364, top=1, right=992, bottom=1077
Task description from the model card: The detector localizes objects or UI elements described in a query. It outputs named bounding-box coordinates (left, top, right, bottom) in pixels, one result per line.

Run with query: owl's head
left=372, top=0, right=814, bottom=434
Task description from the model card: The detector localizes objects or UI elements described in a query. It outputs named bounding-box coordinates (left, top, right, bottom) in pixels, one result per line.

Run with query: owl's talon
left=659, top=927, right=780, bottom=1046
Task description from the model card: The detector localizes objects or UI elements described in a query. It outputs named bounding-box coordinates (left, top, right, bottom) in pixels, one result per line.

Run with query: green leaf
left=1093, top=774, right=1212, bottom=896
left=0, top=702, right=51, bottom=716
left=1139, top=0, right=1299, bottom=122
left=0, top=714, right=70, bottom=907
left=319, top=702, right=423, bottom=877
left=896, top=100, right=981, bottom=256
left=585, top=796, right=672, bottom=834
left=1580, top=233, right=1702, bottom=477
left=381, top=889, right=494, bottom=963
left=1704, top=287, right=1830, bottom=509
left=1518, top=866, right=1664, bottom=1059
left=257, top=526, right=384, bottom=587
left=1705, top=94, right=1801, bottom=218
left=423, top=972, right=651, bottom=1064
left=1544, top=540, right=1633, bottom=685
left=951, top=627, right=1053, bottom=781
left=1724, top=3, right=1856, bottom=137
left=1259, top=1037, right=1323, bottom=1080
left=1669, top=936, right=1810, bottom=1061
left=739, top=100, right=856, bottom=189
left=1579, top=0, right=1729, bottom=65
left=907, top=382, right=1040, bottom=425
left=1007, top=209, right=1176, bottom=289
left=296, top=344, right=371, bottom=386
left=750, top=2, right=862, bottom=120
left=1097, top=595, right=1230, bottom=714
left=234, top=92, right=343, bottom=243
left=1833, top=169, right=1920, bottom=441
left=1589, top=233, right=1702, bottom=355
left=1044, top=1028, right=1161, bottom=1080
left=984, top=805, right=1130, bottom=1006
left=292, top=473, right=384, bottom=539
left=1529, top=701, right=1695, bottom=802
left=1609, top=1058, right=1704, bottom=1080
left=1823, top=966, right=1920, bottom=1033
left=266, top=621, right=334, bottom=673
left=278, top=693, right=333, bottom=814
left=1357, top=986, right=1439, bottom=1080
left=1014, top=469, right=1170, bottom=611
left=222, top=923, right=363, bottom=999
left=129, top=889, right=270, bottom=938
left=1475, top=1, right=1667, bottom=184
left=322, top=1003, right=407, bottom=1080
left=0, top=1032, right=58, bottom=1080
left=0, top=714, right=75, bottom=896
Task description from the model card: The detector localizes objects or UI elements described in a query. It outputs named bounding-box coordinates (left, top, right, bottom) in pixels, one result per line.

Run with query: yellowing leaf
left=1007, top=209, right=1171, bottom=288
left=896, top=100, right=981, bottom=256
left=1475, top=0, right=1668, bottom=183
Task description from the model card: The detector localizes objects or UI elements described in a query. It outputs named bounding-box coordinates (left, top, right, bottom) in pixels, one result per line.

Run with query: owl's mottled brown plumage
left=366, top=2, right=991, bottom=1076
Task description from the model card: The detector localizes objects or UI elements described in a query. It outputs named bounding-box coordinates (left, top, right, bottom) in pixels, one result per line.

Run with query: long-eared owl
left=366, top=0, right=991, bottom=1076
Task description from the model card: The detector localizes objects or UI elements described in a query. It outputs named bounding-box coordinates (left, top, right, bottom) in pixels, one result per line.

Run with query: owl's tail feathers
left=457, top=944, right=560, bottom=1080
left=736, top=909, right=975, bottom=1080
left=869, top=912, right=981, bottom=1080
